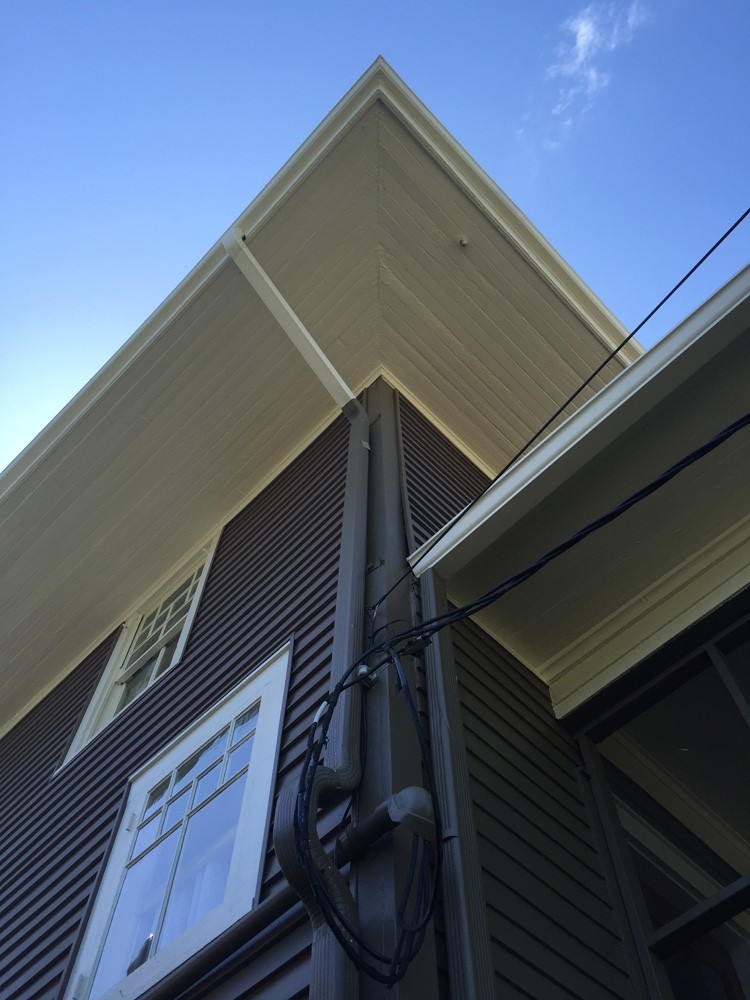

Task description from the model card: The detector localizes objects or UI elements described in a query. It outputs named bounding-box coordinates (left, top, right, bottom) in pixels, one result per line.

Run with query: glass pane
left=664, top=918, right=750, bottom=999
left=163, top=787, right=190, bottom=831
left=162, top=578, right=191, bottom=609
left=89, top=828, right=179, bottom=999
left=145, top=777, right=170, bottom=815
left=131, top=813, right=161, bottom=859
left=719, top=622, right=750, bottom=708
left=173, top=728, right=229, bottom=796
left=225, top=734, right=254, bottom=781
left=157, top=775, right=245, bottom=950
left=152, top=635, right=180, bottom=680
left=600, top=661, right=750, bottom=925
left=232, top=705, right=259, bottom=746
left=194, top=761, right=221, bottom=805
left=117, top=658, right=156, bottom=712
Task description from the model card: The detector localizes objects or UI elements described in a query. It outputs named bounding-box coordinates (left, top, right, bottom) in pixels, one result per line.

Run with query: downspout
left=419, top=569, right=496, bottom=1000
left=223, top=230, right=368, bottom=998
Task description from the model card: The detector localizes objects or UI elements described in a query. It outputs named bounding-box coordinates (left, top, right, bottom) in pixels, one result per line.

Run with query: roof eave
left=411, top=264, right=750, bottom=579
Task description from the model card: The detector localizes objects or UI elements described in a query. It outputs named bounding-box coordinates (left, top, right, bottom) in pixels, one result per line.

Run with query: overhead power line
left=369, top=203, right=750, bottom=622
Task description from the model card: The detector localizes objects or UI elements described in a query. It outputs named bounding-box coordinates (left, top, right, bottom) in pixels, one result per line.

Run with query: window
left=582, top=608, right=750, bottom=999
left=64, top=539, right=218, bottom=761
left=66, top=642, right=291, bottom=1000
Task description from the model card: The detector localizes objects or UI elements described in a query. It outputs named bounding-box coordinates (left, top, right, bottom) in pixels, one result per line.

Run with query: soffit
left=426, top=285, right=750, bottom=718
left=0, top=62, right=639, bottom=733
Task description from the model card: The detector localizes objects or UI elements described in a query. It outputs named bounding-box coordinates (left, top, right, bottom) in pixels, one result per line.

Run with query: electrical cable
left=294, top=408, right=750, bottom=984
left=368, top=205, right=750, bottom=622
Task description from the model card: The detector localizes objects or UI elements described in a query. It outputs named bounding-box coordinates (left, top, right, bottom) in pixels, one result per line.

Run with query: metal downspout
left=222, top=232, right=369, bottom=998
left=420, top=569, right=496, bottom=1000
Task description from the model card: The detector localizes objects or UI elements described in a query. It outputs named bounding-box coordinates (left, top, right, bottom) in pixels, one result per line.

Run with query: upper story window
left=65, top=642, right=291, bottom=1000
left=114, top=561, right=207, bottom=714
left=64, top=538, right=219, bottom=763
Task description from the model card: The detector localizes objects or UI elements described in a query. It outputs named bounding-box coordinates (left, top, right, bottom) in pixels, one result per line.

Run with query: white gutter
left=222, top=232, right=357, bottom=412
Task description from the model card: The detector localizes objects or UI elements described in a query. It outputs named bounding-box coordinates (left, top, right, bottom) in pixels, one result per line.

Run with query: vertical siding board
left=0, top=416, right=348, bottom=1000
left=397, top=394, right=490, bottom=548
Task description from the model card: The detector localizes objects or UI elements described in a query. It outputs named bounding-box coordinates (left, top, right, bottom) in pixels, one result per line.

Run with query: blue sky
left=1, top=0, right=748, bottom=472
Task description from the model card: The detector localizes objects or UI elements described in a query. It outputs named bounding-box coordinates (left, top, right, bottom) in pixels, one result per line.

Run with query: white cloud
left=547, top=2, right=649, bottom=120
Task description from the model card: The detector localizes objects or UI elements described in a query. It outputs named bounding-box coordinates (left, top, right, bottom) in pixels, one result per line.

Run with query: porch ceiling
left=413, top=271, right=750, bottom=718
left=0, top=60, right=637, bottom=734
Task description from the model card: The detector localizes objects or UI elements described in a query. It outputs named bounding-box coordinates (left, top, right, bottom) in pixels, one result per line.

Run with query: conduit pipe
left=273, top=395, right=369, bottom=1000
left=139, top=786, right=427, bottom=1000
left=215, top=230, right=374, bottom=998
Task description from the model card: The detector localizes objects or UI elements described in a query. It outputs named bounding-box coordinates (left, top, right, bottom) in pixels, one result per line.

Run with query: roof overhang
left=412, top=266, right=750, bottom=717
left=1, top=58, right=640, bottom=735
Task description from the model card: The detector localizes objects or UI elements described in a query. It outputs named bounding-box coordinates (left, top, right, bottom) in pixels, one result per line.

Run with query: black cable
left=296, top=409, right=750, bottom=985
left=368, top=205, right=750, bottom=620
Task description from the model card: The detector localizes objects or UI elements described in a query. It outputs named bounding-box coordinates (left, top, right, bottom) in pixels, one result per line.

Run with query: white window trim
left=62, top=536, right=219, bottom=766
left=66, top=640, right=292, bottom=1000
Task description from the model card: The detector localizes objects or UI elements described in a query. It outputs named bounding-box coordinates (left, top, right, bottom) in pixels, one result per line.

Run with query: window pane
left=145, top=777, right=170, bottom=815
left=194, top=761, right=221, bottom=805
left=131, top=813, right=161, bottom=859
left=152, top=635, right=180, bottom=680
left=719, top=622, right=750, bottom=708
left=663, top=919, right=750, bottom=999
left=225, top=733, right=254, bottom=781
left=157, top=775, right=246, bottom=950
left=89, top=828, right=179, bottom=999
left=173, top=728, right=229, bottom=796
left=117, top=658, right=156, bottom=712
left=600, top=661, right=750, bottom=923
left=163, top=787, right=190, bottom=831
left=232, top=705, right=258, bottom=746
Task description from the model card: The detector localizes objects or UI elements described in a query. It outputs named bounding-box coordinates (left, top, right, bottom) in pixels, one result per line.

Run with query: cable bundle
left=292, top=409, right=750, bottom=985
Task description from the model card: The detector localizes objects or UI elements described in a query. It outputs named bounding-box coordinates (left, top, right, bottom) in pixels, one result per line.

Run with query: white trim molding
left=548, top=514, right=750, bottom=717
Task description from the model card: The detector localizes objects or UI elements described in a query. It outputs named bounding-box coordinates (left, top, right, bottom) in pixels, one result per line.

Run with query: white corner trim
left=222, top=232, right=356, bottom=410
left=548, top=514, right=750, bottom=717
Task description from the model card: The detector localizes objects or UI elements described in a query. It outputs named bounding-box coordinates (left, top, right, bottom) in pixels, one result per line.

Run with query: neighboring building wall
left=397, top=394, right=490, bottom=550
left=0, top=415, right=349, bottom=1000
left=398, top=393, right=635, bottom=998
left=453, top=617, right=633, bottom=998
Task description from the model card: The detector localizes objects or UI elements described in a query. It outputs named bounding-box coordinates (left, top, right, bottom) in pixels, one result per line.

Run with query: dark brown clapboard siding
left=0, top=415, right=349, bottom=1000
left=453, top=617, right=633, bottom=999
left=397, top=394, right=490, bottom=549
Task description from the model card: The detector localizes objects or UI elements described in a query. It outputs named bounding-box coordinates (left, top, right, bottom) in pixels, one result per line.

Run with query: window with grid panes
left=66, top=643, right=290, bottom=1000
left=63, top=542, right=218, bottom=764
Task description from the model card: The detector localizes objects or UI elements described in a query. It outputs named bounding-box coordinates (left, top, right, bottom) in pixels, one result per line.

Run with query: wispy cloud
left=547, top=2, right=649, bottom=121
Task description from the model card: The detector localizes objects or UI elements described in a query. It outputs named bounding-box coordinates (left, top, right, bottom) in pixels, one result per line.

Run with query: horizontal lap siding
left=397, top=394, right=490, bottom=549
left=453, top=617, right=633, bottom=999
left=397, top=401, right=631, bottom=998
left=0, top=415, right=349, bottom=1000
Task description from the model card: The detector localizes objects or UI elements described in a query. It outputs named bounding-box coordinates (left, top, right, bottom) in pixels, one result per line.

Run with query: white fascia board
left=0, top=247, right=228, bottom=504
left=0, top=55, right=636, bottom=507
left=370, top=63, right=638, bottom=363
left=0, top=62, right=386, bottom=506
left=411, top=265, right=750, bottom=578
